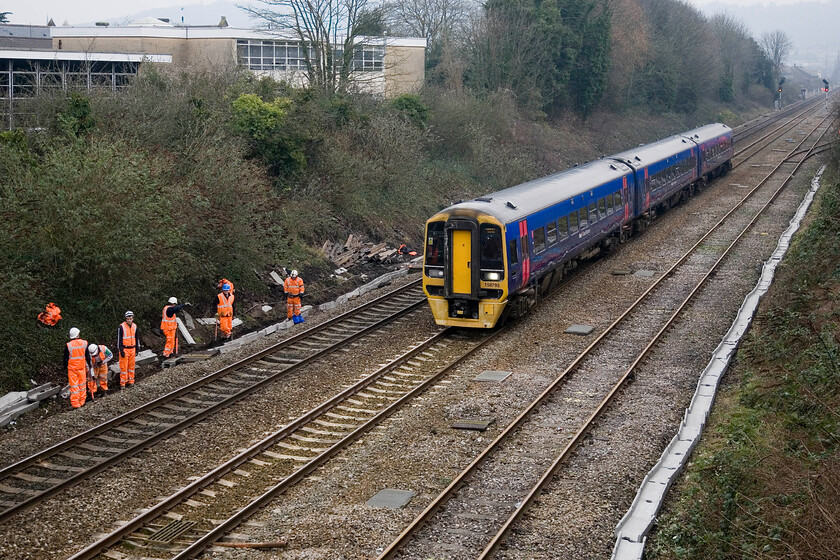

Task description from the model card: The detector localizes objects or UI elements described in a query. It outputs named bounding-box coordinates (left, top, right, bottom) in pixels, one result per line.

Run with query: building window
left=236, top=39, right=383, bottom=73
left=352, top=45, right=384, bottom=71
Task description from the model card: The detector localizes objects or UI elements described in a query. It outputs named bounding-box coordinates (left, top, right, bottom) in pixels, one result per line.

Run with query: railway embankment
left=648, top=124, right=840, bottom=559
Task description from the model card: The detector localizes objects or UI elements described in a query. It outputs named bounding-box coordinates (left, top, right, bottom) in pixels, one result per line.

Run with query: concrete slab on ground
left=27, top=383, right=60, bottom=402
left=474, top=370, right=512, bottom=382
left=565, top=324, right=595, bottom=335
left=452, top=418, right=495, bottom=431
left=366, top=488, right=415, bottom=509
left=176, top=318, right=195, bottom=345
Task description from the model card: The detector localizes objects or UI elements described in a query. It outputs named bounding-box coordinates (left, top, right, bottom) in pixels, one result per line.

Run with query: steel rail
left=377, top=108, right=836, bottom=560
left=0, top=279, right=424, bottom=524
left=67, top=326, right=506, bottom=559
left=476, top=109, right=838, bottom=560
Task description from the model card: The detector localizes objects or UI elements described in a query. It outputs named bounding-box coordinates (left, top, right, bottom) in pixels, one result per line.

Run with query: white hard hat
left=88, top=343, right=99, bottom=354
left=168, top=297, right=178, bottom=304
left=69, top=327, right=80, bottom=339
left=291, top=269, right=298, bottom=278
left=124, top=310, right=134, bottom=318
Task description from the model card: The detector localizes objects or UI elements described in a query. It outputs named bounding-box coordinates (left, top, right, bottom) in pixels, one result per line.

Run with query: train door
left=445, top=219, right=480, bottom=299
left=451, top=229, right=472, bottom=294
left=519, top=220, right=530, bottom=290
left=639, top=168, right=650, bottom=215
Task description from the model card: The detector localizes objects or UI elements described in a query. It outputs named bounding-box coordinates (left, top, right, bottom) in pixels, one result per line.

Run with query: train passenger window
left=615, top=190, right=622, bottom=209
left=569, top=210, right=579, bottom=233
left=606, top=194, right=614, bottom=214
left=558, top=216, right=568, bottom=239
left=579, top=208, right=589, bottom=229
left=479, top=224, right=504, bottom=271
left=508, top=239, right=519, bottom=266
left=533, top=227, right=546, bottom=253
left=588, top=202, right=598, bottom=224
left=425, top=221, right=445, bottom=266
left=598, top=198, right=607, bottom=218
left=546, top=221, right=557, bottom=246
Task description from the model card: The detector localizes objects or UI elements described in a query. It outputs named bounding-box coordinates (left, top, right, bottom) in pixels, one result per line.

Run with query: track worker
left=161, top=297, right=191, bottom=358
left=64, top=327, right=91, bottom=408
left=217, top=278, right=235, bottom=296
left=87, top=343, right=113, bottom=396
left=216, top=283, right=235, bottom=341
left=117, top=311, right=138, bottom=388
left=284, top=270, right=305, bottom=324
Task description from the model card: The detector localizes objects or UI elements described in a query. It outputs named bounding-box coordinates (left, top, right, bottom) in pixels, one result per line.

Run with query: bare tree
left=0, top=11, right=11, bottom=23
left=760, top=29, right=792, bottom=76
left=243, top=0, right=370, bottom=95
left=386, top=0, right=474, bottom=45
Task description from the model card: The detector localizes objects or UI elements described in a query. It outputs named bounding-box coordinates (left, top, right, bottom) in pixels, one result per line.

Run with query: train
left=422, top=123, right=734, bottom=328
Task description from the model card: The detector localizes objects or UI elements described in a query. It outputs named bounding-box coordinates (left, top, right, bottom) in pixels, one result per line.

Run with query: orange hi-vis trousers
left=120, top=348, right=136, bottom=386
left=286, top=297, right=301, bottom=318
left=88, top=363, right=108, bottom=394
left=219, top=315, right=232, bottom=338
left=163, top=328, right=178, bottom=357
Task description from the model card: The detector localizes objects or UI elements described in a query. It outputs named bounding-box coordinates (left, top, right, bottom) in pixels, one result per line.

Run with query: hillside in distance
left=699, top=0, right=840, bottom=77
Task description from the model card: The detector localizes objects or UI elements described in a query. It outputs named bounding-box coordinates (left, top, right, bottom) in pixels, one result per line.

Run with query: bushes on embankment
left=648, top=115, right=840, bottom=559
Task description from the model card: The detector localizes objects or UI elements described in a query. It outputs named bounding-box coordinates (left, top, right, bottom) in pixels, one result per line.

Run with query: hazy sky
left=2, top=0, right=822, bottom=26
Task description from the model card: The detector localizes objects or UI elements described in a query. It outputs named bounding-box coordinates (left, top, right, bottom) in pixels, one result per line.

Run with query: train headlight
left=482, top=271, right=501, bottom=281
left=427, top=267, right=444, bottom=278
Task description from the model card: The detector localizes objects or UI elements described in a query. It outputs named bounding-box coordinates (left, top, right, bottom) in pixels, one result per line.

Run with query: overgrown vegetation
left=0, top=0, right=785, bottom=394
left=649, top=116, right=840, bottom=559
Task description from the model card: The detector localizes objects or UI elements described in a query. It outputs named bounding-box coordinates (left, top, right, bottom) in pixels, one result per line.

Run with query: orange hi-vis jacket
left=66, top=339, right=88, bottom=376
left=217, top=292, right=234, bottom=317
left=284, top=276, right=304, bottom=297
left=161, top=305, right=177, bottom=334
left=120, top=321, right=137, bottom=350
left=38, top=303, right=62, bottom=326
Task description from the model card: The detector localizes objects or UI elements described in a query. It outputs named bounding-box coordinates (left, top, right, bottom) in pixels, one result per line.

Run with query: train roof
left=680, top=122, right=732, bottom=144
left=608, top=133, right=696, bottom=169
left=440, top=158, right=633, bottom=225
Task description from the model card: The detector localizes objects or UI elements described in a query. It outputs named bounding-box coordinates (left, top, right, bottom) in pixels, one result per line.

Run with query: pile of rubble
left=321, top=235, right=402, bottom=268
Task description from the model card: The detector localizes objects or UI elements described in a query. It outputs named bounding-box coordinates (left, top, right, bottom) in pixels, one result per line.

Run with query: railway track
left=67, top=328, right=503, bottom=559
left=0, top=280, right=425, bottom=524
left=3, top=100, right=834, bottom=560
left=375, top=104, right=836, bottom=560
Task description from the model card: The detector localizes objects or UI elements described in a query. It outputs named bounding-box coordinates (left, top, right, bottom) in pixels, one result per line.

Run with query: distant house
left=50, top=18, right=427, bottom=98
left=782, top=64, right=824, bottom=96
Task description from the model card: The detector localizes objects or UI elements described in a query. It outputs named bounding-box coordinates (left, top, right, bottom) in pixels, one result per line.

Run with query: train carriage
left=423, top=123, right=734, bottom=329
left=682, top=123, right=733, bottom=179
left=609, top=135, right=699, bottom=224
left=424, top=159, right=634, bottom=328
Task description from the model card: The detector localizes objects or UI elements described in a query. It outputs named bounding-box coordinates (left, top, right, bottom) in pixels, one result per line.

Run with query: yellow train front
left=422, top=208, right=509, bottom=328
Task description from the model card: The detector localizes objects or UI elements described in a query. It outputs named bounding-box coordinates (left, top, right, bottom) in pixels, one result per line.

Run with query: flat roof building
left=51, top=20, right=426, bottom=98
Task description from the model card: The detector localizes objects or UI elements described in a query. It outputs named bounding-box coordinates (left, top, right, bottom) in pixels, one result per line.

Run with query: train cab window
left=606, top=194, right=614, bottom=215
left=558, top=216, right=569, bottom=239
left=508, top=239, right=519, bottom=266
left=425, top=221, right=444, bottom=266
left=546, top=221, right=557, bottom=246
left=479, top=224, right=504, bottom=272
left=579, top=208, right=589, bottom=229
left=615, top=190, right=622, bottom=209
left=533, top=227, right=546, bottom=253
left=598, top=198, right=607, bottom=218
left=588, top=202, right=598, bottom=224
left=569, top=210, right=579, bottom=233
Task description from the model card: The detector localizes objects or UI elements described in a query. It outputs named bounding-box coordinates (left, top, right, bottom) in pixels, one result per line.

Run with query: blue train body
left=423, top=123, right=733, bottom=328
